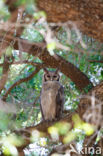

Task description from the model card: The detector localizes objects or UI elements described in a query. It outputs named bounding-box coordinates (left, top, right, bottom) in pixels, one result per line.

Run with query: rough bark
left=37, top=0, right=103, bottom=42
left=4, top=0, right=103, bottom=43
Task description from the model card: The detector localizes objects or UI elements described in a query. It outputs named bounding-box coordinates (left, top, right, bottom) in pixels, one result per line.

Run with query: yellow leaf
left=34, top=11, right=46, bottom=20
left=82, top=123, right=94, bottom=136
left=48, top=126, right=59, bottom=141
left=47, top=42, right=56, bottom=50
left=5, top=46, right=13, bottom=57
left=47, top=42, right=56, bottom=56
left=63, top=131, right=76, bottom=144
left=55, top=122, right=71, bottom=135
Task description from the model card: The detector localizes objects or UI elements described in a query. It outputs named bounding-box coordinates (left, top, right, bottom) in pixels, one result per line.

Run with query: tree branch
left=12, top=61, right=42, bottom=66
left=37, top=0, right=103, bottom=43
left=0, top=34, right=92, bottom=90
left=14, top=112, right=74, bottom=155
left=0, top=56, right=11, bottom=93
left=88, top=60, right=103, bottom=63
left=2, top=65, right=42, bottom=101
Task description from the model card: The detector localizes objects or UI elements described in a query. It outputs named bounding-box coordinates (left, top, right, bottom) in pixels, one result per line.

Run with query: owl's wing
left=56, top=85, right=64, bottom=119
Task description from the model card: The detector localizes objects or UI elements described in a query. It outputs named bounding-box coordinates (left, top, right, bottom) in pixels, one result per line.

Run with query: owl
left=40, top=68, right=64, bottom=121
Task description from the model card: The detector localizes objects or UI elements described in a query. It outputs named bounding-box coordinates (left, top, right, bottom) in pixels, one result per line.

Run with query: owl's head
left=43, top=68, right=60, bottom=82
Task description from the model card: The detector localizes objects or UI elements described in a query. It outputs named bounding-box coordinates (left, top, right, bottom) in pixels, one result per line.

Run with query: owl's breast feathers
left=41, top=81, right=64, bottom=120
left=42, top=81, right=61, bottom=90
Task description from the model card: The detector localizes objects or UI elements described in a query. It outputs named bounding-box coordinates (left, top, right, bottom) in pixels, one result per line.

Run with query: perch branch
left=14, top=112, right=74, bottom=155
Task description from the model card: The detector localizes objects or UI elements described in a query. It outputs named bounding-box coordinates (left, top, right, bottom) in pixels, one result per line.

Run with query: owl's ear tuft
left=55, top=68, right=59, bottom=74
left=43, top=68, right=49, bottom=73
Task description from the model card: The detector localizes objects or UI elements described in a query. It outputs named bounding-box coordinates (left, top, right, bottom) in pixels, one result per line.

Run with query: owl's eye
left=47, top=75, right=50, bottom=78
left=53, top=75, right=57, bottom=78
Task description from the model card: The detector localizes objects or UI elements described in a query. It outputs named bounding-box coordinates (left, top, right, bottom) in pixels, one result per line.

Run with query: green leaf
left=5, top=46, right=13, bottom=57
left=47, top=42, right=56, bottom=56
left=101, top=70, right=103, bottom=78
left=34, top=11, right=46, bottom=20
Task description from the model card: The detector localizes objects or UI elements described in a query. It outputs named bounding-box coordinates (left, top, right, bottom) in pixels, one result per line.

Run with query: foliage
left=0, top=0, right=103, bottom=155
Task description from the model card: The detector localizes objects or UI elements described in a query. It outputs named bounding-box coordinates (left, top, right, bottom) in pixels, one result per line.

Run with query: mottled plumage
left=40, top=68, right=64, bottom=121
